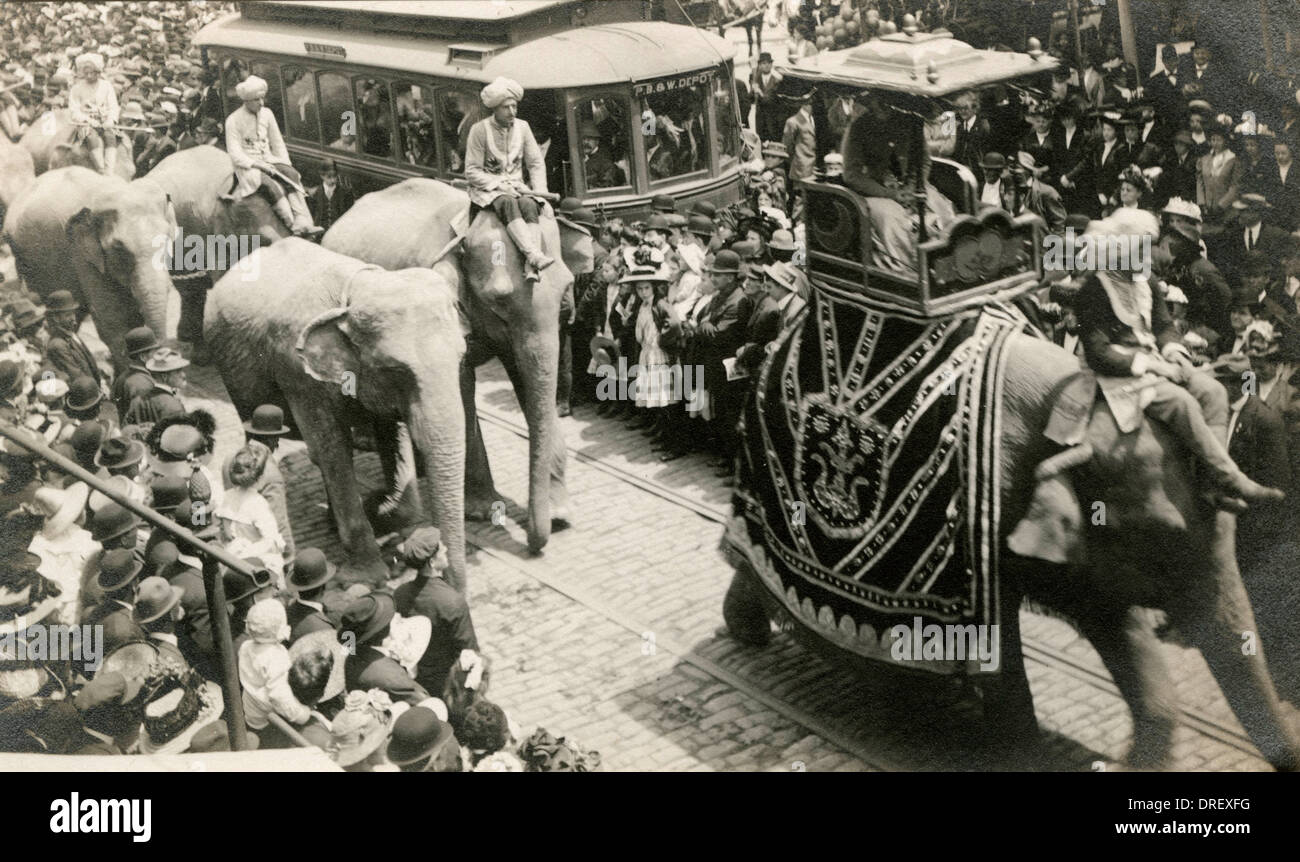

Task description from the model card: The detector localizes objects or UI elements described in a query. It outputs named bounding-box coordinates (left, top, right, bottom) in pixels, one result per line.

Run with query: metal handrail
left=0, top=422, right=253, bottom=751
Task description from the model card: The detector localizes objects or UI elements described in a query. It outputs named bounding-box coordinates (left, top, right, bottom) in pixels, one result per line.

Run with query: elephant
left=145, top=145, right=293, bottom=356
left=0, top=133, right=35, bottom=221
left=724, top=324, right=1300, bottom=771
left=19, top=110, right=135, bottom=180
left=4, top=166, right=175, bottom=365
left=322, top=179, right=582, bottom=554
left=204, top=238, right=468, bottom=589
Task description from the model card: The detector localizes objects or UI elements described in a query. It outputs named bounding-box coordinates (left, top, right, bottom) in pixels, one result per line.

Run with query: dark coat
left=84, top=600, right=146, bottom=655
left=1262, top=162, right=1300, bottom=231
left=579, top=147, right=625, bottom=190
left=1158, top=148, right=1199, bottom=206
left=689, top=284, right=752, bottom=392
left=736, top=292, right=781, bottom=371
left=1219, top=221, right=1289, bottom=280
left=110, top=365, right=153, bottom=419
left=308, top=182, right=356, bottom=233
left=344, top=645, right=430, bottom=706
left=1230, top=395, right=1292, bottom=545
left=1074, top=273, right=1178, bottom=377
left=44, top=327, right=101, bottom=386
left=168, top=564, right=218, bottom=679
left=393, top=573, right=478, bottom=697
left=286, top=599, right=336, bottom=644
left=953, top=114, right=992, bottom=176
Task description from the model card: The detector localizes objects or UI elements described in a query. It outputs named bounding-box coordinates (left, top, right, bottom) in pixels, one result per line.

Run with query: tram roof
left=252, top=1, right=576, bottom=23
left=780, top=30, right=1058, bottom=98
left=196, top=13, right=735, bottom=89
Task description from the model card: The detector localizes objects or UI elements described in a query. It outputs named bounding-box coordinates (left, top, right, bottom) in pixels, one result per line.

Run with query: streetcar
left=194, top=0, right=746, bottom=216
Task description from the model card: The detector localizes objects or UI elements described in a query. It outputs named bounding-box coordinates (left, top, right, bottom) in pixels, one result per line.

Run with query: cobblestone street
left=182, top=358, right=1280, bottom=772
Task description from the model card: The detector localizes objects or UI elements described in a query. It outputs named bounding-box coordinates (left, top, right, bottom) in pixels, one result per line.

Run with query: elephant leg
left=287, top=394, right=387, bottom=584
left=462, top=353, right=501, bottom=521
left=722, top=561, right=772, bottom=646
left=1167, top=512, right=1300, bottom=771
left=976, top=585, right=1042, bottom=765
left=176, top=274, right=211, bottom=363
left=1071, top=605, right=1179, bottom=769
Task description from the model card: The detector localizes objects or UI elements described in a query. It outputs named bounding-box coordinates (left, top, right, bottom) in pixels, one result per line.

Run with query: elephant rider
left=1073, top=210, right=1285, bottom=509
left=224, top=75, right=321, bottom=239
left=68, top=52, right=121, bottom=176
left=463, top=76, right=554, bottom=280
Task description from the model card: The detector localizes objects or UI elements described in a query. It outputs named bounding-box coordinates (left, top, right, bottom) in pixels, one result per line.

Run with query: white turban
left=75, top=52, right=104, bottom=72
left=480, top=76, right=523, bottom=109
left=235, top=75, right=268, bottom=101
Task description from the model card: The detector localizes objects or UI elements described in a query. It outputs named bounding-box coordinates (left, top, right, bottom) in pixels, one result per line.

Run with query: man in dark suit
left=307, top=160, right=356, bottom=234
left=685, top=250, right=752, bottom=477
left=391, top=527, right=479, bottom=698
left=578, top=121, right=625, bottom=190
left=1158, top=130, right=1199, bottom=207
left=70, top=672, right=140, bottom=756
left=1074, top=264, right=1283, bottom=505
left=1263, top=137, right=1300, bottom=231
left=952, top=89, right=991, bottom=177
left=1178, top=43, right=1234, bottom=116
left=110, top=327, right=160, bottom=420
left=1051, top=101, right=1091, bottom=215
left=750, top=52, right=784, bottom=142
left=735, top=264, right=781, bottom=373
left=341, top=594, right=430, bottom=706
left=84, top=549, right=146, bottom=655
left=285, top=548, right=337, bottom=644
left=1219, top=194, right=1289, bottom=282
left=1146, top=45, right=1186, bottom=126
left=43, top=291, right=102, bottom=386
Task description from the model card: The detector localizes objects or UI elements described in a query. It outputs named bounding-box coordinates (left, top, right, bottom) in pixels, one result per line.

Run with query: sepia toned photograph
left=0, top=0, right=1297, bottom=797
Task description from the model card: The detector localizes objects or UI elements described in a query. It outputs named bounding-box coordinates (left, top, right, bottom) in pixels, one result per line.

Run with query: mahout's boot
left=506, top=218, right=553, bottom=278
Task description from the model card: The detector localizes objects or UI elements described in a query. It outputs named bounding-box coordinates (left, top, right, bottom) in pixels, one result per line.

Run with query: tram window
left=319, top=72, right=357, bottom=152
left=573, top=93, right=631, bottom=192
left=394, top=81, right=438, bottom=167
left=713, top=67, right=740, bottom=165
left=517, top=91, right=565, bottom=194
left=435, top=86, right=483, bottom=174
left=282, top=65, right=319, bottom=141
left=354, top=78, right=393, bottom=159
left=220, top=57, right=248, bottom=107
left=250, top=62, right=284, bottom=131
left=640, top=80, right=710, bottom=184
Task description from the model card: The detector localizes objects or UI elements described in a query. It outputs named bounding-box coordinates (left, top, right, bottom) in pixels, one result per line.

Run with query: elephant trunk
left=408, top=393, right=468, bottom=594
left=136, top=271, right=171, bottom=352
left=519, top=329, right=557, bottom=553
left=1178, top=512, right=1300, bottom=771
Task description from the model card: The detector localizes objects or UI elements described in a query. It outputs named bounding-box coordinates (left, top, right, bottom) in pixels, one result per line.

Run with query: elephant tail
left=1033, top=442, right=1093, bottom=482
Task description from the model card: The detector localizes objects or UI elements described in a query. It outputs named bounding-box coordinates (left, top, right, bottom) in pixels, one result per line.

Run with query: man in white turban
left=225, top=74, right=320, bottom=237
left=464, top=76, right=552, bottom=276
left=69, top=52, right=120, bottom=175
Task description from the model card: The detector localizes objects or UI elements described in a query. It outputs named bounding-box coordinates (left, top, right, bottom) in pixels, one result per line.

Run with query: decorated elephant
left=145, top=145, right=293, bottom=359
left=322, top=179, right=581, bottom=554
left=204, top=238, right=468, bottom=589
left=19, top=110, right=135, bottom=180
left=724, top=304, right=1300, bottom=771
left=0, top=133, right=35, bottom=221
left=4, top=166, right=174, bottom=365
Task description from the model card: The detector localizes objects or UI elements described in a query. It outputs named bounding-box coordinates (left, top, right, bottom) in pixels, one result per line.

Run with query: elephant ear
left=296, top=306, right=360, bottom=388
left=66, top=208, right=106, bottom=275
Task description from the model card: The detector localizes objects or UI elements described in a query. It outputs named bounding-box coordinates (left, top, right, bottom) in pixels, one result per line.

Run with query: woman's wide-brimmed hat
left=138, top=661, right=225, bottom=755
left=587, top=335, right=620, bottom=369
left=327, top=689, right=395, bottom=767
left=33, top=481, right=89, bottom=537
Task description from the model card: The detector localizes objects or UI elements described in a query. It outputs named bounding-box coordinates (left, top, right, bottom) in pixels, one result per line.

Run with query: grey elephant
left=145, top=145, right=293, bottom=357
left=19, top=110, right=135, bottom=180
left=725, top=325, right=1300, bottom=771
left=323, top=179, right=580, bottom=554
left=205, top=238, right=468, bottom=589
left=4, top=166, right=174, bottom=365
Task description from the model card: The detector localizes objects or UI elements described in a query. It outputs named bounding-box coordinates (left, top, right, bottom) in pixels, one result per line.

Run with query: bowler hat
left=91, top=502, right=139, bottom=544
left=289, top=548, right=336, bottom=592
left=244, top=404, right=290, bottom=436
left=386, top=706, right=455, bottom=766
left=124, top=326, right=160, bottom=357
left=69, top=421, right=108, bottom=464
left=96, top=437, right=145, bottom=470
left=758, top=51, right=773, bottom=63
left=64, top=375, right=103, bottom=413
left=46, top=290, right=80, bottom=313
left=687, top=214, right=714, bottom=238
left=980, top=152, right=1006, bottom=171
left=768, top=229, right=796, bottom=252
left=645, top=213, right=671, bottom=234
left=708, top=249, right=742, bottom=274
left=148, top=475, right=189, bottom=513
left=341, top=593, right=396, bottom=646
left=1232, top=192, right=1271, bottom=211
left=133, top=575, right=183, bottom=624
left=1172, top=129, right=1193, bottom=146
left=691, top=201, right=717, bottom=219
left=578, top=121, right=600, bottom=139
left=568, top=207, right=598, bottom=231
left=97, top=547, right=144, bottom=591
left=1230, top=284, right=1263, bottom=310
left=650, top=194, right=676, bottom=213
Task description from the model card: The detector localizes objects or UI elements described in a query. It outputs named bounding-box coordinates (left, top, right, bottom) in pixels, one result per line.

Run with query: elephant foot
left=551, top=516, right=571, bottom=532
left=722, top=564, right=773, bottom=647
left=1125, top=716, right=1176, bottom=771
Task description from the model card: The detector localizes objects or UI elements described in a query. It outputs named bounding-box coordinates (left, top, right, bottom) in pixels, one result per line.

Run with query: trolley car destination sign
left=633, top=69, right=713, bottom=97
